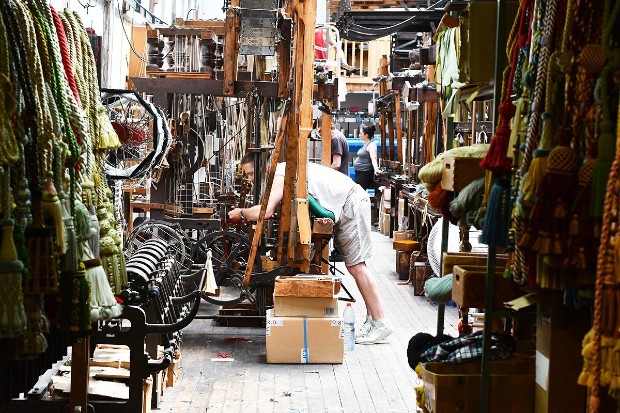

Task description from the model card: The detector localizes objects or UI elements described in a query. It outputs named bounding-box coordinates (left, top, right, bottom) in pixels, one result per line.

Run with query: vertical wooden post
left=378, top=55, right=389, bottom=160
left=321, top=106, right=332, bottom=167
left=278, top=18, right=292, bottom=99
left=387, top=110, right=395, bottom=162
left=223, top=0, right=240, bottom=96
left=394, top=90, right=403, bottom=164
left=69, top=336, right=90, bottom=412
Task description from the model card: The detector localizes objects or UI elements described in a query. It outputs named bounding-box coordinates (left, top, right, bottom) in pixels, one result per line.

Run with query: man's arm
left=228, top=174, right=285, bottom=221
left=331, top=153, right=342, bottom=170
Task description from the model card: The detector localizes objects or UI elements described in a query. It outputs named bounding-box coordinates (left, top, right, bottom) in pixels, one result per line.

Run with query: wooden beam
left=387, top=110, right=395, bottom=161
left=69, top=336, right=90, bottom=412
left=321, top=107, right=332, bottom=167
left=277, top=18, right=292, bottom=98
left=131, top=77, right=280, bottom=98
left=243, top=101, right=291, bottom=287
left=223, top=1, right=240, bottom=96
left=295, top=0, right=316, bottom=270
left=378, top=55, right=389, bottom=160
left=395, top=90, right=403, bottom=164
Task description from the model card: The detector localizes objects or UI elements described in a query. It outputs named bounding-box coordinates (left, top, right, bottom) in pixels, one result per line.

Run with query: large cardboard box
left=273, top=296, right=339, bottom=318
left=535, top=294, right=589, bottom=413
left=422, top=356, right=534, bottom=413
left=266, top=310, right=344, bottom=364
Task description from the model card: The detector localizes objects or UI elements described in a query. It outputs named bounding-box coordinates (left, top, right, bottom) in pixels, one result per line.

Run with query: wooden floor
left=158, top=230, right=459, bottom=413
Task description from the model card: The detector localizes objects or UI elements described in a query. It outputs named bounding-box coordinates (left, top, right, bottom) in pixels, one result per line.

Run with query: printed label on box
left=300, top=348, right=309, bottom=364
left=332, top=319, right=344, bottom=338
left=266, top=318, right=283, bottom=336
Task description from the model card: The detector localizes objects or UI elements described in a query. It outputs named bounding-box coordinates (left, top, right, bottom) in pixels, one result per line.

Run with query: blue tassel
left=480, top=177, right=512, bottom=247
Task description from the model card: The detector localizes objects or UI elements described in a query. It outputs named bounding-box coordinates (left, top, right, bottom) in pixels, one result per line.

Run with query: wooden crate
left=452, top=265, right=521, bottom=309
left=441, top=252, right=508, bottom=276
left=274, top=275, right=338, bottom=298
left=422, top=356, right=534, bottom=413
left=396, top=250, right=412, bottom=280
left=413, top=262, right=432, bottom=296
left=441, top=156, right=486, bottom=192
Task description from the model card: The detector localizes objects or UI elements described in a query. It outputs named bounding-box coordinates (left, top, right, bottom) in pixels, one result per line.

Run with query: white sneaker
left=356, top=316, right=373, bottom=339
left=355, top=319, right=393, bottom=344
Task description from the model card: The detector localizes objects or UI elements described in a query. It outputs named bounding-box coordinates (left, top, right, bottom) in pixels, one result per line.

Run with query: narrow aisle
left=160, top=230, right=459, bottom=413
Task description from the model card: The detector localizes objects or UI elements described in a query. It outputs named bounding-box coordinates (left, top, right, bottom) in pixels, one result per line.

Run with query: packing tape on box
left=302, top=318, right=309, bottom=364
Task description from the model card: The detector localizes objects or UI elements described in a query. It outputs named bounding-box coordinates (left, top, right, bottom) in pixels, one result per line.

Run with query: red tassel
left=480, top=101, right=516, bottom=175
left=427, top=184, right=450, bottom=211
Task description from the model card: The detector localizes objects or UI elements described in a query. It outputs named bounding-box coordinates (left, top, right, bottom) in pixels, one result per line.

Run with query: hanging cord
left=0, top=9, right=19, bottom=167
left=50, top=4, right=80, bottom=105
left=8, top=0, right=54, bottom=192
left=520, top=0, right=558, bottom=176
left=589, top=94, right=620, bottom=412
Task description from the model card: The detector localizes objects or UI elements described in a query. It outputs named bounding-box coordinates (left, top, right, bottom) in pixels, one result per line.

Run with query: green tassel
left=58, top=269, right=91, bottom=332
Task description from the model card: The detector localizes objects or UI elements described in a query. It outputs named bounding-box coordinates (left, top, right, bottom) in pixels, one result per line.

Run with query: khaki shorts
left=335, top=185, right=372, bottom=266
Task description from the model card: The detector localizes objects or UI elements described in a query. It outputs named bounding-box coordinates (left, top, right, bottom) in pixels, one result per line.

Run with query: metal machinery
left=125, top=0, right=342, bottom=322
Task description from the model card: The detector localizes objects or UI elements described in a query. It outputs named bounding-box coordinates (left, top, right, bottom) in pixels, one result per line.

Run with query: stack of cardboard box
left=266, top=275, right=344, bottom=364
left=378, top=187, right=391, bottom=235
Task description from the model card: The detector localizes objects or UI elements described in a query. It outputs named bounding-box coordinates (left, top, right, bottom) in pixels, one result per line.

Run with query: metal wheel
left=191, top=230, right=261, bottom=306
left=125, top=220, right=191, bottom=272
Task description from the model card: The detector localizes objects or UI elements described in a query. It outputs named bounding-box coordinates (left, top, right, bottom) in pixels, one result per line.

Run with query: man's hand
left=228, top=207, right=244, bottom=221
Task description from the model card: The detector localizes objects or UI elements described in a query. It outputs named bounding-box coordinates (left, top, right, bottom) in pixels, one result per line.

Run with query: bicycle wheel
left=191, top=231, right=261, bottom=306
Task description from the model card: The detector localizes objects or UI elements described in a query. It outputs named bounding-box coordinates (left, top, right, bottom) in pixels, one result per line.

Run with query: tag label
left=332, top=319, right=344, bottom=338
left=266, top=318, right=283, bottom=336
left=300, top=347, right=309, bottom=363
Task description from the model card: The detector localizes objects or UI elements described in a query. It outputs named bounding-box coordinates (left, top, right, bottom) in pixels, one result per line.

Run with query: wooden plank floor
left=159, top=230, right=459, bottom=413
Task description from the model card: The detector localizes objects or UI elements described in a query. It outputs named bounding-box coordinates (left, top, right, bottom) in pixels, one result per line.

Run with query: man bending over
left=228, top=153, right=393, bottom=344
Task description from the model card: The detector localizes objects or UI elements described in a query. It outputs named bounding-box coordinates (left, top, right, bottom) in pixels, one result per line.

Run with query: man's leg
left=346, top=261, right=384, bottom=320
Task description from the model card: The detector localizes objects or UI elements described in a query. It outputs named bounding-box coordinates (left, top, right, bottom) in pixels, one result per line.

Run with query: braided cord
left=49, top=5, right=80, bottom=105
left=590, top=93, right=620, bottom=413
left=10, top=0, right=54, bottom=190
left=520, top=0, right=558, bottom=175
left=0, top=9, right=19, bottom=167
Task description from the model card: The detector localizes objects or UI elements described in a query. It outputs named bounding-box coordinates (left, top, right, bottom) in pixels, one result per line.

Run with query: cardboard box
left=422, top=356, right=534, bottom=413
left=273, top=296, right=339, bottom=318
left=274, top=275, right=339, bottom=298
left=266, top=310, right=344, bottom=364
left=535, top=294, right=589, bottom=413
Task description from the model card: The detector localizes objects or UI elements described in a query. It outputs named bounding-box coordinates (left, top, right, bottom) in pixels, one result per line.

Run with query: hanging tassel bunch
left=74, top=201, right=120, bottom=321
left=480, top=101, right=517, bottom=175
left=480, top=177, right=512, bottom=247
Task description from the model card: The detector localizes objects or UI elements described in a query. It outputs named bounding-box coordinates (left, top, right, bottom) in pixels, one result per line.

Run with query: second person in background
left=353, top=122, right=379, bottom=190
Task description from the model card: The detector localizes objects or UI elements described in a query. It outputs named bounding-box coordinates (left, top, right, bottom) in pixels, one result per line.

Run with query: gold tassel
left=569, top=214, right=579, bottom=236
left=0, top=220, right=27, bottom=338
left=41, top=176, right=66, bottom=254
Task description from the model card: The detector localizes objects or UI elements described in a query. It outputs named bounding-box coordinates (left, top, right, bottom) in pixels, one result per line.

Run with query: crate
left=413, top=262, right=432, bottom=296
left=274, top=275, right=340, bottom=298
left=422, top=356, right=534, bottom=413
left=441, top=252, right=508, bottom=276
left=441, top=156, right=486, bottom=192
left=396, top=250, right=412, bottom=280
left=452, top=265, right=521, bottom=309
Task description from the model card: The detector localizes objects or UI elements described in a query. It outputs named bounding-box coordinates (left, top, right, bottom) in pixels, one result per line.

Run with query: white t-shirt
left=274, top=162, right=356, bottom=222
